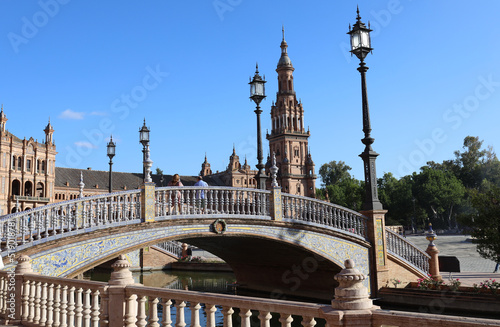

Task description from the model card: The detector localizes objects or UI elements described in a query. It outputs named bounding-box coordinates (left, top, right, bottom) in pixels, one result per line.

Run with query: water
left=85, top=269, right=326, bottom=327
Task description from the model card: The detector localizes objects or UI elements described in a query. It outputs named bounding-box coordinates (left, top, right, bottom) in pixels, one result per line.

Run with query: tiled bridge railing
left=385, top=229, right=430, bottom=275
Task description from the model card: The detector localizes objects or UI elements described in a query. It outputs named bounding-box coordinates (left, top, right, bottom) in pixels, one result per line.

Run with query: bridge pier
left=361, top=209, right=389, bottom=296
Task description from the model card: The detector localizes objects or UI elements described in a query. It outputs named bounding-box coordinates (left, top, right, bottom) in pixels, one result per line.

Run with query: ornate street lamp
left=107, top=135, right=116, bottom=193
left=249, top=63, right=267, bottom=189
left=139, top=119, right=150, bottom=181
left=348, top=7, right=383, bottom=211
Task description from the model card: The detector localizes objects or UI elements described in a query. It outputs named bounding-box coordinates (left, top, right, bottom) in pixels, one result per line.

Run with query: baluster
left=301, top=316, right=316, bottom=327
left=279, top=314, right=293, bottom=327
left=174, top=300, right=186, bottom=327
left=161, top=299, right=172, bottom=327
left=40, top=282, right=48, bottom=326
left=46, top=283, right=54, bottom=327
left=60, top=286, right=68, bottom=327
left=229, top=190, right=235, bottom=214
left=258, top=311, right=272, bottom=327
left=28, top=280, right=36, bottom=322
left=33, top=281, right=42, bottom=324
left=136, top=295, right=147, bottom=327
left=67, top=286, right=75, bottom=327
left=148, top=297, right=159, bottom=327
left=74, top=288, right=83, bottom=327
left=98, top=288, right=108, bottom=327
left=205, top=304, right=216, bottom=327
left=82, top=289, right=91, bottom=327
left=89, top=290, right=100, bottom=327
left=36, top=213, right=42, bottom=240
left=53, top=285, right=61, bottom=327
left=221, top=306, right=234, bottom=327
left=0, top=276, right=4, bottom=315
left=124, top=293, right=137, bottom=327
left=239, top=308, right=251, bottom=327
left=190, top=302, right=201, bottom=327
left=214, top=190, right=219, bottom=213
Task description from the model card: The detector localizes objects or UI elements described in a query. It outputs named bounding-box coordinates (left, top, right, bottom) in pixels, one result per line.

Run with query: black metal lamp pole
left=348, top=7, right=383, bottom=211
left=139, top=119, right=150, bottom=182
left=249, top=64, right=267, bottom=189
left=107, top=135, right=116, bottom=193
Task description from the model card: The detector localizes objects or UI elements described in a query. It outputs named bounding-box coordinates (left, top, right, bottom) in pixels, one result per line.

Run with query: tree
left=412, top=167, right=465, bottom=229
left=156, top=167, right=163, bottom=175
left=467, top=183, right=500, bottom=262
left=319, top=161, right=352, bottom=187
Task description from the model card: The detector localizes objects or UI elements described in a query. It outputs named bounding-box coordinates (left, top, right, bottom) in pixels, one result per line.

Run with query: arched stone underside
left=15, top=220, right=371, bottom=300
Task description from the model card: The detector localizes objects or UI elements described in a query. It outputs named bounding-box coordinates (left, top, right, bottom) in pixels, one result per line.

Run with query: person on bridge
left=194, top=175, right=208, bottom=213
left=168, top=174, right=184, bottom=213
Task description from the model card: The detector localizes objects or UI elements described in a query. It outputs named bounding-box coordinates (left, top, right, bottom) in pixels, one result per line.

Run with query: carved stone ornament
left=212, top=219, right=227, bottom=234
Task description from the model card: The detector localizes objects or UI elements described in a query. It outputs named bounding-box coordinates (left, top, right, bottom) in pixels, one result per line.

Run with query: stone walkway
left=405, top=234, right=499, bottom=286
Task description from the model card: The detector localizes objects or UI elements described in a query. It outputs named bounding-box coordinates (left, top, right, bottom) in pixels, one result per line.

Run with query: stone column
left=269, top=152, right=282, bottom=221
left=425, top=225, right=442, bottom=281
left=360, top=209, right=389, bottom=296
left=107, top=255, right=137, bottom=326
left=141, top=182, right=156, bottom=223
left=10, top=255, right=36, bottom=323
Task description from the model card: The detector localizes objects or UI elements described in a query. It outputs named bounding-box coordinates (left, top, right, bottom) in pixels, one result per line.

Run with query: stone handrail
left=152, top=240, right=183, bottom=258
left=3, top=261, right=500, bottom=327
left=154, top=186, right=271, bottom=218
left=0, top=190, right=142, bottom=253
left=385, top=228, right=430, bottom=274
left=282, top=194, right=368, bottom=239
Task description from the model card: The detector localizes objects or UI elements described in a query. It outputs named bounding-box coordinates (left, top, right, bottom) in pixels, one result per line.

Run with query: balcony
left=11, top=195, right=50, bottom=203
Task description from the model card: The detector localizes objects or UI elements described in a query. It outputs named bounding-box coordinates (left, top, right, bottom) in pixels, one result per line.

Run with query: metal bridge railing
left=385, top=228, right=430, bottom=274
left=282, top=194, right=368, bottom=239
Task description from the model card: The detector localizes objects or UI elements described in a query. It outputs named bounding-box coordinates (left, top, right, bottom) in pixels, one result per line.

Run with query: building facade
left=0, top=108, right=57, bottom=214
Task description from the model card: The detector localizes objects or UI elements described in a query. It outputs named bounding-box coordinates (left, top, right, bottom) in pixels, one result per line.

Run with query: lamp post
left=348, top=7, right=383, bottom=211
left=107, top=135, right=116, bottom=193
left=139, top=119, right=150, bottom=181
left=249, top=63, right=267, bottom=189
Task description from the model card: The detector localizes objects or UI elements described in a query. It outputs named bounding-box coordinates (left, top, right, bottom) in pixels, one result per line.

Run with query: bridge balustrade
left=0, top=190, right=142, bottom=252
left=385, top=229, right=430, bottom=274
left=154, top=187, right=270, bottom=217
left=153, top=240, right=184, bottom=258
left=282, top=194, right=368, bottom=239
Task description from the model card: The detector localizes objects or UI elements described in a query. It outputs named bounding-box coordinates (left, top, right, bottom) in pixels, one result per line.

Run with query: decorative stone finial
left=109, top=255, right=135, bottom=285
left=425, top=223, right=437, bottom=246
left=331, top=259, right=372, bottom=310
left=270, top=152, right=279, bottom=187
left=78, top=172, right=85, bottom=198
left=15, top=255, right=33, bottom=274
left=144, top=145, right=153, bottom=183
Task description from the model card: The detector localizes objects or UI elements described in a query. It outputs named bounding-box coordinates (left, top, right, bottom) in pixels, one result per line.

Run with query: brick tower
left=266, top=28, right=316, bottom=197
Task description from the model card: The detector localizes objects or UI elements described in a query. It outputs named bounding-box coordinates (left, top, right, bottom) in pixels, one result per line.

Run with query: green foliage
left=468, top=183, right=500, bottom=262
left=318, top=160, right=363, bottom=211
left=156, top=167, right=163, bottom=175
left=319, top=161, right=352, bottom=187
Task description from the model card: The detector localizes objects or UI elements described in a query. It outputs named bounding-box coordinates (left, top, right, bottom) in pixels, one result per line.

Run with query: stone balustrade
left=1, top=256, right=499, bottom=327
left=385, top=229, right=430, bottom=274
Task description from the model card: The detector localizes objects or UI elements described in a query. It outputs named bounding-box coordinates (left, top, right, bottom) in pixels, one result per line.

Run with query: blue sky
left=1, top=1, right=500, bottom=184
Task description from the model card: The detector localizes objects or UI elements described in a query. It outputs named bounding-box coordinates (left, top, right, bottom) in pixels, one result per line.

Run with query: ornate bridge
left=0, top=185, right=429, bottom=298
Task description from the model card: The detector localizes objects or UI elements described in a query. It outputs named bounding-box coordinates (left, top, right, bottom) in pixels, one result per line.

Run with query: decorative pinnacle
left=282, top=25, right=285, bottom=41
left=356, top=5, right=361, bottom=20
left=270, top=152, right=279, bottom=187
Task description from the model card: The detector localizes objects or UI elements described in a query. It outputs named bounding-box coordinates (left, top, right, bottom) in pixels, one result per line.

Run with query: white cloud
left=74, top=141, right=98, bottom=149
left=59, top=109, right=85, bottom=120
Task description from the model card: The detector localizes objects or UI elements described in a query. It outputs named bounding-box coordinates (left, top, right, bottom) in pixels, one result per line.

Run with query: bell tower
left=266, top=28, right=316, bottom=197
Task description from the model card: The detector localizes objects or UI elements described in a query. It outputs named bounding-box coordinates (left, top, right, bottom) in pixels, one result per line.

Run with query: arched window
left=12, top=180, right=20, bottom=196
left=12, top=156, right=16, bottom=169
left=288, top=80, right=292, bottom=90
left=36, top=182, right=44, bottom=197
left=41, top=160, right=46, bottom=173
left=11, top=207, right=17, bottom=213
left=24, top=181, right=33, bottom=197
left=17, top=157, right=22, bottom=171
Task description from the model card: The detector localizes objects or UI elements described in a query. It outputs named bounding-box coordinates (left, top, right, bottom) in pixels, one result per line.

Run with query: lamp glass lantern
left=249, top=68, right=266, bottom=105
left=107, top=137, right=116, bottom=159
left=347, top=17, right=373, bottom=61
left=139, top=121, right=150, bottom=146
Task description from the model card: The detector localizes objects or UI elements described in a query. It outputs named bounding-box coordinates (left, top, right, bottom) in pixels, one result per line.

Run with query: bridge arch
left=18, top=218, right=370, bottom=300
